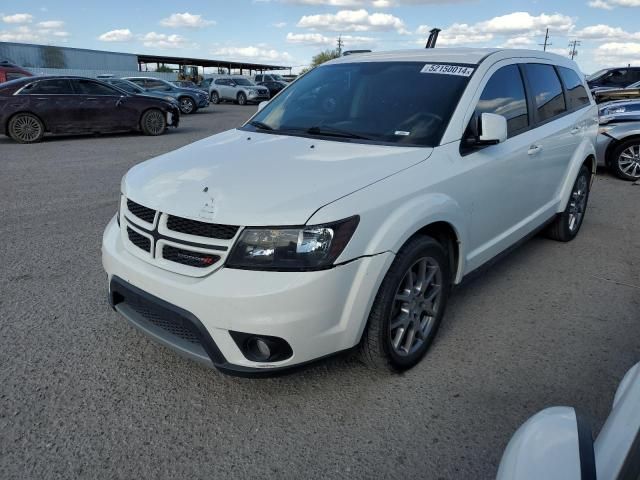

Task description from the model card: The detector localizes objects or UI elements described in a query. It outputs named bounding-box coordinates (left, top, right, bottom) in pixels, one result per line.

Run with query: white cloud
left=576, top=24, right=640, bottom=41
left=2, top=13, right=33, bottom=24
left=273, top=21, right=287, bottom=28
left=0, top=23, right=69, bottom=43
left=499, top=36, right=535, bottom=48
left=297, top=9, right=407, bottom=33
left=416, top=12, right=574, bottom=46
left=286, top=32, right=375, bottom=47
left=588, top=0, right=640, bottom=8
left=37, top=20, right=64, bottom=29
left=211, top=45, right=293, bottom=63
left=588, top=0, right=614, bottom=9
left=160, top=12, right=215, bottom=28
left=141, top=32, right=191, bottom=49
left=284, top=0, right=469, bottom=4
left=98, top=28, right=134, bottom=42
left=595, top=42, right=640, bottom=65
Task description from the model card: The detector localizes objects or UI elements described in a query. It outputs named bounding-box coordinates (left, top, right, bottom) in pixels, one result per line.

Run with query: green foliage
left=155, top=65, right=173, bottom=73
left=310, top=49, right=340, bottom=68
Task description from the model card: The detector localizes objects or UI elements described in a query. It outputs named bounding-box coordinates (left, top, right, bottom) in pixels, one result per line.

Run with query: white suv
left=208, top=76, right=270, bottom=105
left=103, top=48, right=598, bottom=375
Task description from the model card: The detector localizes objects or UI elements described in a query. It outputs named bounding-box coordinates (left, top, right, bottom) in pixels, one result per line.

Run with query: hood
left=123, top=129, right=432, bottom=226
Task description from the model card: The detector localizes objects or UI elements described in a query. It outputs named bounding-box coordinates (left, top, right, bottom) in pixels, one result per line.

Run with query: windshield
left=233, top=78, right=254, bottom=86
left=114, top=80, right=142, bottom=94
left=244, top=61, right=473, bottom=147
left=586, top=69, right=608, bottom=81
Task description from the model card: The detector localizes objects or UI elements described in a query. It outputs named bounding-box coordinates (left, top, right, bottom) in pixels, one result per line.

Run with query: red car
left=0, top=76, right=180, bottom=143
left=0, top=61, right=32, bottom=83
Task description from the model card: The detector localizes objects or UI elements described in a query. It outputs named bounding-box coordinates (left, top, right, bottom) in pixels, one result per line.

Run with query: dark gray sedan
left=124, top=77, right=209, bottom=114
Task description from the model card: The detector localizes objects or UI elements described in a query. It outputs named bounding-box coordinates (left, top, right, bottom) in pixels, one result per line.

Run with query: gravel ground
left=1, top=104, right=639, bottom=479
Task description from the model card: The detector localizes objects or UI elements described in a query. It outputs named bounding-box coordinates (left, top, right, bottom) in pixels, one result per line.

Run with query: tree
left=155, top=65, right=173, bottom=73
left=310, top=49, right=340, bottom=68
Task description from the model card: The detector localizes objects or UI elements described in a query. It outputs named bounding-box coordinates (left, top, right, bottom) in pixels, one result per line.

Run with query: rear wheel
left=546, top=165, right=591, bottom=242
left=610, top=139, right=640, bottom=181
left=360, top=235, right=451, bottom=372
left=237, top=92, right=247, bottom=106
left=179, top=97, right=195, bottom=114
left=8, top=113, right=45, bottom=143
left=140, top=109, right=167, bottom=136
left=210, top=91, right=220, bottom=104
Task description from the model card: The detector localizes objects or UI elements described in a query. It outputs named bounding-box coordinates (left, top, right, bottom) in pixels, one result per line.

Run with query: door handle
left=570, top=126, right=581, bottom=135
left=86, top=97, right=98, bottom=101
left=528, top=144, right=543, bottom=155
left=36, top=97, right=50, bottom=100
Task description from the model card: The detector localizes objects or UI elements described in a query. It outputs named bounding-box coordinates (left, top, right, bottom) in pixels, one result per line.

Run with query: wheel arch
left=5, top=110, right=48, bottom=135
left=411, top=221, right=461, bottom=285
left=605, top=134, right=640, bottom=166
left=557, top=139, right=598, bottom=213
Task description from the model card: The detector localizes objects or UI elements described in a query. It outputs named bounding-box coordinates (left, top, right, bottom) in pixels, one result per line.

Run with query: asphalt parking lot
left=1, top=104, right=639, bottom=479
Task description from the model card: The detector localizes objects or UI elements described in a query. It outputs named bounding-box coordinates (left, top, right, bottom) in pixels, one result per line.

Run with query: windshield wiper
left=306, top=125, right=373, bottom=140
left=248, top=121, right=274, bottom=131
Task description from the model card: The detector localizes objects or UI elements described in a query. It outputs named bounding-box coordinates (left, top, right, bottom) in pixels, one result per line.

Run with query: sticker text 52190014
left=420, top=64, right=475, bottom=77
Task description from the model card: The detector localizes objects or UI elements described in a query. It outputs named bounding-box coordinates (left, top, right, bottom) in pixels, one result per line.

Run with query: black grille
left=120, top=290, right=200, bottom=344
left=162, top=245, right=220, bottom=268
left=127, top=227, right=151, bottom=252
left=166, top=215, right=238, bottom=240
left=127, top=199, right=156, bottom=223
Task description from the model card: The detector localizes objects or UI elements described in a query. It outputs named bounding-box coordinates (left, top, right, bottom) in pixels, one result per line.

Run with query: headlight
left=226, top=216, right=359, bottom=271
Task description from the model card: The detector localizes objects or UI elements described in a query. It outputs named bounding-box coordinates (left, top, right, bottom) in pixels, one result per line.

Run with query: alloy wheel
left=180, top=98, right=194, bottom=114
left=11, top=115, right=42, bottom=143
left=389, top=257, right=443, bottom=357
left=568, top=174, right=588, bottom=232
left=618, top=144, right=640, bottom=179
left=145, top=111, right=165, bottom=135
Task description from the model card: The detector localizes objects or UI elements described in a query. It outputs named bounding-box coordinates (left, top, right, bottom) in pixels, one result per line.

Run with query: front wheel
left=360, top=235, right=451, bottom=372
left=179, top=97, right=195, bottom=114
left=140, top=109, right=167, bottom=136
left=237, top=92, right=247, bottom=106
left=610, top=139, right=640, bottom=181
left=8, top=113, right=45, bottom=143
left=546, top=165, right=591, bottom=242
left=210, top=91, right=220, bottom=104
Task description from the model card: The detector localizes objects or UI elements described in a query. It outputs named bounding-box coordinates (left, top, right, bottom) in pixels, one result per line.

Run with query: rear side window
left=74, top=79, right=118, bottom=95
left=557, top=67, right=590, bottom=110
left=474, top=64, right=529, bottom=137
left=22, top=79, right=73, bottom=94
left=146, top=79, right=167, bottom=89
left=523, top=64, right=566, bottom=123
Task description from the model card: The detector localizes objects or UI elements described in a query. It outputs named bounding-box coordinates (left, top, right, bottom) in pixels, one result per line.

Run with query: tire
left=610, top=139, right=640, bottom=181
left=237, top=92, right=247, bottom=106
left=546, top=165, right=591, bottom=242
left=8, top=113, right=45, bottom=143
left=360, top=235, right=451, bottom=372
left=179, top=97, right=195, bottom=114
left=140, top=109, right=167, bottom=136
left=210, top=91, right=220, bottom=104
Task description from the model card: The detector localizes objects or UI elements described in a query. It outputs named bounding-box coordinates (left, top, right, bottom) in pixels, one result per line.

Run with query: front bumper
left=196, top=96, right=209, bottom=108
left=596, top=132, right=614, bottom=166
left=102, top=216, right=393, bottom=375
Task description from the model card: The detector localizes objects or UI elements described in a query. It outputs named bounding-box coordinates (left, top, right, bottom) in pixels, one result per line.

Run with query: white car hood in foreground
left=123, top=129, right=432, bottom=226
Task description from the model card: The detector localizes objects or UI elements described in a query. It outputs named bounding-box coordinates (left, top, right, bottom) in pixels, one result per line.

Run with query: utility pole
left=336, top=35, right=343, bottom=56
left=539, top=28, right=551, bottom=51
left=568, top=40, right=581, bottom=60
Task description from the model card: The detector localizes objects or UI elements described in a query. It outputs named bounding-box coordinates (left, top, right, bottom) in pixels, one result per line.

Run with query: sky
left=1, top=0, right=640, bottom=74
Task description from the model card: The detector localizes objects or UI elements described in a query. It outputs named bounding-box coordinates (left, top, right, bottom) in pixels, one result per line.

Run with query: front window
left=244, top=61, right=473, bottom=147
left=233, top=78, right=254, bottom=86
left=586, top=69, right=607, bottom=82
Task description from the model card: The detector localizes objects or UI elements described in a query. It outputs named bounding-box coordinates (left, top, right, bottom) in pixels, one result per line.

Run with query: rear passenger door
left=18, top=78, right=77, bottom=133
left=521, top=64, right=582, bottom=209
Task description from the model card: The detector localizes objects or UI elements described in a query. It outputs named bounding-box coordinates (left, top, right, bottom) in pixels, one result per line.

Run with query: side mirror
left=258, top=101, right=268, bottom=112
left=478, top=112, right=507, bottom=144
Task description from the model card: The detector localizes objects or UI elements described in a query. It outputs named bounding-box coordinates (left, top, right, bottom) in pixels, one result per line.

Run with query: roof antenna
left=425, top=28, right=441, bottom=49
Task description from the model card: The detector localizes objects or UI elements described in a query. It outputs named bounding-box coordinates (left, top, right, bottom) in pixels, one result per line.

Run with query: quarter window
left=473, top=64, right=529, bottom=138
left=557, top=67, right=590, bottom=110
left=523, top=64, right=567, bottom=123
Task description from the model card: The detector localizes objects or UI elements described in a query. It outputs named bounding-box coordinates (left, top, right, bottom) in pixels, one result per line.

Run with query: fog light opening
left=248, top=337, right=271, bottom=361
left=230, top=331, right=293, bottom=363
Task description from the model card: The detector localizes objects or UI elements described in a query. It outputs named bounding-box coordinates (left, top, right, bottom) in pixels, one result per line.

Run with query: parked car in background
left=124, top=77, right=208, bottom=114
left=208, top=76, right=269, bottom=105
left=103, top=49, right=597, bottom=375
left=497, top=361, right=640, bottom=480
left=0, top=61, right=32, bottom=83
left=597, top=99, right=640, bottom=180
left=198, top=77, right=214, bottom=91
left=253, top=73, right=289, bottom=84
left=257, top=80, right=287, bottom=97
left=0, top=76, right=179, bottom=143
left=101, top=78, right=180, bottom=107
left=587, top=67, right=640, bottom=89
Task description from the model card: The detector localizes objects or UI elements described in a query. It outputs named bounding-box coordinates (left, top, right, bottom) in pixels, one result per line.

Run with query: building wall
left=0, top=42, right=138, bottom=70
left=27, top=67, right=177, bottom=81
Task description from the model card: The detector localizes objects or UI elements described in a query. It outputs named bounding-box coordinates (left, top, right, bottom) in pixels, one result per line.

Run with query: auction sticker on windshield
left=420, top=64, right=475, bottom=77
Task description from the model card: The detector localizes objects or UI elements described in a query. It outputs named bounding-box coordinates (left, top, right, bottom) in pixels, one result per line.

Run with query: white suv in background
left=103, top=48, right=597, bottom=376
left=208, top=76, right=270, bottom=105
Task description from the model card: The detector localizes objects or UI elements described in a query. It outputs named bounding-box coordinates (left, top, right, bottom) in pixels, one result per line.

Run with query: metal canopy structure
left=136, top=53, right=291, bottom=76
